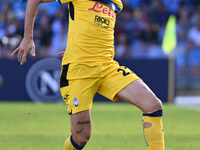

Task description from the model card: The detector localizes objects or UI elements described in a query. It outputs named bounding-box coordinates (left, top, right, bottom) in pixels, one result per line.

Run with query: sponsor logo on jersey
left=88, top=2, right=115, bottom=19
left=95, top=15, right=110, bottom=29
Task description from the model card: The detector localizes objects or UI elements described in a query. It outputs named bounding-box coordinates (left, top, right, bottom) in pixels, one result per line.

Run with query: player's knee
left=153, top=98, right=163, bottom=111
left=76, top=133, right=91, bottom=147
left=143, top=97, right=163, bottom=113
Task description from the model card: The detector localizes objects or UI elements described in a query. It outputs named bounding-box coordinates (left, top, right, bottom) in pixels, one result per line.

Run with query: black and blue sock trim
left=70, top=136, right=84, bottom=150
left=143, top=110, right=163, bottom=117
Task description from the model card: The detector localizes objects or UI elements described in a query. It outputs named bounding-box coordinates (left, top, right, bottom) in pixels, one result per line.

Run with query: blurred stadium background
left=1, top=0, right=200, bottom=104
left=0, top=0, right=200, bottom=150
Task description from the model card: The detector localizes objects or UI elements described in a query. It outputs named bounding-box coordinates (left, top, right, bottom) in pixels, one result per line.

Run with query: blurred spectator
left=39, top=1, right=61, bottom=16
left=0, top=2, right=15, bottom=39
left=176, top=40, right=200, bottom=88
left=34, top=13, right=53, bottom=57
left=50, top=7, right=68, bottom=56
left=115, top=33, right=130, bottom=58
left=162, top=0, right=181, bottom=14
left=187, top=41, right=200, bottom=79
left=188, top=19, right=200, bottom=47
left=0, top=2, right=21, bottom=58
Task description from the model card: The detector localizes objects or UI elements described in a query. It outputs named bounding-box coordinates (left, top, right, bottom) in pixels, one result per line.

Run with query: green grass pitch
left=0, top=102, right=200, bottom=150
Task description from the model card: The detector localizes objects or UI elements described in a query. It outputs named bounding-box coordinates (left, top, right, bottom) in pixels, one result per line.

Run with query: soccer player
left=12, top=0, right=165, bottom=150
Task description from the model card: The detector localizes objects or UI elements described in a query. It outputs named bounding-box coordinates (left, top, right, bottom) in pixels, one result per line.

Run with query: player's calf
left=64, top=110, right=92, bottom=150
left=64, top=125, right=91, bottom=150
left=74, top=131, right=91, bottom=147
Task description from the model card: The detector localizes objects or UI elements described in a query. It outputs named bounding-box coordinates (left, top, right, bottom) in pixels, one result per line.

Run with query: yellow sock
left=64, top=136, right=83, bottom=150
left=143, top=110, right=165, bottom=150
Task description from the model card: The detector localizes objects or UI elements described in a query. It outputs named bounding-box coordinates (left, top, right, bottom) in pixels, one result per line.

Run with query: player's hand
left=12, top=38, right=35, bottom=65
left=58, top=51, right=65, bottom=57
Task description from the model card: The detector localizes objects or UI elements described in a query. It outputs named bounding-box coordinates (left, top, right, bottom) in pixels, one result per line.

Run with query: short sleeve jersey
left=58, top=0, right=123, bottom=65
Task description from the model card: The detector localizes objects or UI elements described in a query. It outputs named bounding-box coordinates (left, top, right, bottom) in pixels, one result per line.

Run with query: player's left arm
left=12, top=0, right=56, bottom=65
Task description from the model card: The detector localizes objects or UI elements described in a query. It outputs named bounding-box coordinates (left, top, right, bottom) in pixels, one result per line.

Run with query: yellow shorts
left=60, top=61, right=140, bottom=114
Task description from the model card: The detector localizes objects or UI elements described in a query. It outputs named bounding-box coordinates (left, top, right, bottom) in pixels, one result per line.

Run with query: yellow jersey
left=58, top=0, right=123, bottom=65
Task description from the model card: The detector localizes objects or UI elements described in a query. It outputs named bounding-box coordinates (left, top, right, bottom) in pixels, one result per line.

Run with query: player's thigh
left=70, top=109, right=92, bottom=142
left=98, top=62, right=140, bottom=101
left=116, top=79, right=162, bottom=113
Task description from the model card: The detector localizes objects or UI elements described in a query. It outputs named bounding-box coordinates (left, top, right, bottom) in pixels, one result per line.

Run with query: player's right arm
left=12, top=0, right=56, bottom=65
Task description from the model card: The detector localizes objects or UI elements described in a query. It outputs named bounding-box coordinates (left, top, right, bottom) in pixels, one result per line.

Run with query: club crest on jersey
left=73, top=98, right=79, bottom=107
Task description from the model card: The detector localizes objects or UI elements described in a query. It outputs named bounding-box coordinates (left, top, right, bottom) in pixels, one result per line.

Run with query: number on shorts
left=117, top=68, right=130, bottom=77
